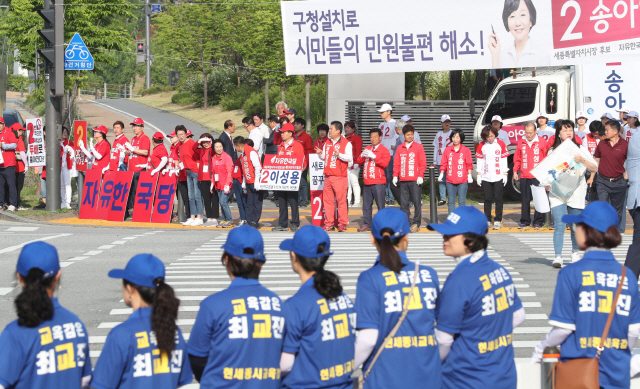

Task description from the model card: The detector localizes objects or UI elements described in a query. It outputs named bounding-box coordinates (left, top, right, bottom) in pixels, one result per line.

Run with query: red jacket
left=232, top=156, right=243, bottom=181
left=178, top=139, right=198, bottom=174
left=61, top=139, right=74, bottom=169
left=294, top=131, right=313, bottom=158
left=345, top=133, right=363, bottom=169
left=109, top=134, right=129, bottom=171
left=313, top=137, right=328, bottom=152
left=241, top=145, right=261, bottom=184
left=212, top=151, right=233, bottom=190
left=359, top=144, right=390, bottom=185
left=92, top=140, right=111, bottom=172
left=277, top=139, right=306, bottom=168
left=513, top=137, right=548, bottom=179
left=322, top=136, right=351, bottom=178
left=440, top=144, right=473, bottom=184
left=149, top=144, right=169, bottom=172
left=128, top=133, right=151, bottom=172
left=192, top=142, right=214, bottom=181
left=16, top=137, right=26, bottom=173
left=393, top=141, right=427, bottom=181
left=0, top=128, right=18, bottom=167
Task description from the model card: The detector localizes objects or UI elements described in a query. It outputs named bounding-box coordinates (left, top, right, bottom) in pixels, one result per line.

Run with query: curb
left=0, top=210, right=42, bottom=224
left=128, top=99, right=220, bottom=137
left=13, top=100, right=39, bottom=117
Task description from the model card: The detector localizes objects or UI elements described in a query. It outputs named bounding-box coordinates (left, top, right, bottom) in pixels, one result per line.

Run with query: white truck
left=473, top=63, right=640, bottom=199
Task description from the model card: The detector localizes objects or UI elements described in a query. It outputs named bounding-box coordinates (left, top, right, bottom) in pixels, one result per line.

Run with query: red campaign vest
left=60, top=139, right=74, bottom=169
left=585, top=133, right=599, bottom=156
left=362, top=144, right=390, bottom=185
left=241, top=145, right=261, bottom=184
left=109, top=135, right=129, bottom=171
left=232, top=157, right=243, bottom=180
left=514, top=138, right=548, bottom=179
left=322, top=136, right=350, bottom=177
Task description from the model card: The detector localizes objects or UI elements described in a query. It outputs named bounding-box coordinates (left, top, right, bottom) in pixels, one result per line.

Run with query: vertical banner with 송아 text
left=73, top=120, right=88, bottom=171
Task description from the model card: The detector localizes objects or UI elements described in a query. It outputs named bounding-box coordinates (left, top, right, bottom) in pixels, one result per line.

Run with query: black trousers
left=519, top=177, right=545, bottom=226
left=625, top=207, right=640, bottom=278
left=596, top=175, right=628, bottom=233
left=199, top=180, right=220, bottom=219
left=278, top=190, right=299, bottom=227
left=363, top=184, right=385, bottom=227
left=178, top=180, right=191, bottom=220
left=126, top=170, right=144, bottom=211
left=399, top=181, right=421, bottom=226
left=482, top=180, right=504, bottom=222
left=15, top=171, right=25, bottom=207
left=0, top=166, right=17, bottom=207
left=246, top=183, right=264, bottom=224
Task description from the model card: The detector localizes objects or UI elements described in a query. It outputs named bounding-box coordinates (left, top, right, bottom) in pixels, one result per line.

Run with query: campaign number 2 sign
left=261, top=155, right=304, bottom=191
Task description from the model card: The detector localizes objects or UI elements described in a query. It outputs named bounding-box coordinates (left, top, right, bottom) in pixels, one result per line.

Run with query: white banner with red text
left=261, top=154, right=304, bottom=191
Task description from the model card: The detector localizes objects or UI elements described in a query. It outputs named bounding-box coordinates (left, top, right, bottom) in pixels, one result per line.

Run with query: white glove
left=243, top=189, right=247, bottom=194
left=78, top=140, right=84, bottom=149
left=502, top=175, right=508, bottom=186
left=367, top=149, right=376, bottom=159
left=467, top=174, right=473, bottom=184
left=352, top=164, right=359, bottom=170
left=438, top=172, right=443, bottom=182
left=89, top=138, right=94, bottom=149
left=116, top=144, right=126, bottom=152
left=60, top=141, right=65, bottom=150
left=530, top=349, right=543, bottom=364
left=477, top=175, right=482, bottom=186
left=416, top=177, right=423, bottom=185
left=254, top=181, right=260, bottom=191
left=168, top=168, right=175, bottom=177
left=161, top=168, right=167, bottom=176
left=224, top=185, right=230, bottom=194
left=125, top=142, right=134, bottom=151
left=241, top=181, right=246, bottom=189
left=151, top=168, right=160, bottom=176
left=101, top=166, right=108, bottom=174
left=210, top=182, right=214, bottom=192
left=392, top=177, right=398, bottom=186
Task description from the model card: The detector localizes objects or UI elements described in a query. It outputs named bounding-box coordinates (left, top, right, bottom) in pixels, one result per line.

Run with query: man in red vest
left=109, top=120, right=130, bottom=172
left=315, top=121, right=353, bottom=232
left=357, top=128, right=390, bottom=232
left=273, top=123, right=306, bottom=232
left=125, top=118, right=150, bottom=220
left=236, top=137, right=263, bottom=228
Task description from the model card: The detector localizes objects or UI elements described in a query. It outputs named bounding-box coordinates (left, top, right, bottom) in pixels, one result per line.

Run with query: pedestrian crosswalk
left=513, top=233, right=632, bottom=262
left=90, top=232, right=546, bottom=378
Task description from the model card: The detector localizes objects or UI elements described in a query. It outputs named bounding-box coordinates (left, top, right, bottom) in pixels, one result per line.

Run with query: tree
left=474, top=69, right=486, bottom=100
left=449, top=70, right=462, bottom=100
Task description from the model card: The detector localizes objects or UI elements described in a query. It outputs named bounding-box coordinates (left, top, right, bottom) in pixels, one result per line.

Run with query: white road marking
left=0, top=233, right=72, bottom=254
left=97, top=245, right=115, bottom=250
left=68, top=256, right=89, bottom=261
left=83, top=250, right=103, bottom=256
left=6, top=227, right=39, bottom=232
left=0, top=288, right=15, bottom=295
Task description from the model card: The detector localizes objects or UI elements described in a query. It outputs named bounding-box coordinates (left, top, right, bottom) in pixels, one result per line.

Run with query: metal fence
left=79, top=82, right=141, bottom=100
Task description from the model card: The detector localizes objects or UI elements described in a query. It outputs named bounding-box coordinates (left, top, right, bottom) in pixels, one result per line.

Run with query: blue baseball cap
left=17, top=241, right=60, bottom=279
left=372, top=208, right=411, bottom=240
left=221, top=225, right=266, bottom=261
left=562, top=201, right=619, bottom=233
left=280, top=225, right=333, bottom=258
left=428, top=206, right=488, bottom=236
left=108, top=254, right=165, bottom=288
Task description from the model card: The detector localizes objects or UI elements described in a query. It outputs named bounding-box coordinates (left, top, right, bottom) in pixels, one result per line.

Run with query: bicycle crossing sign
left=64, top=33, right=94, bottom=70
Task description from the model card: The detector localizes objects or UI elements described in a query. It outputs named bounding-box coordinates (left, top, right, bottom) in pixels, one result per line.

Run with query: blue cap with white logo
left=427, top=206, right=488, bottom=236
left=221, top=224, right=266, bottom=261
left=17, top=241, right=60, bottom=279
left=108, top=254, right=165, bottom=288
left=280, top=225, right=333, bottom=258
left=372, top=208, right=411, bottom=240
left=562, top=201, right=619, bottom=233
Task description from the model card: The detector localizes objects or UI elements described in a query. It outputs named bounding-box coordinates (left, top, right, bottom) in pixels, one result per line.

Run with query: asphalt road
left=0, top=220, right=636, bottom=388
left=88, top=99, right=217, bottom=138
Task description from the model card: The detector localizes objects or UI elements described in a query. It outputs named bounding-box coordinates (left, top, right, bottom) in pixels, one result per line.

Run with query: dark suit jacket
left=219, top=131, right=237, bottom=162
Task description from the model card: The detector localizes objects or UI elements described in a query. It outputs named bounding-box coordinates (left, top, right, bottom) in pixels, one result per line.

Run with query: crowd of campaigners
left=1, top=200, right=640, bottom=389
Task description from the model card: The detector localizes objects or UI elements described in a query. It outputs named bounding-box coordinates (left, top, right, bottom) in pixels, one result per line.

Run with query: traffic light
left=37, top=0, right=64, bottom=97
left=136, top=42, right=145, bottom=63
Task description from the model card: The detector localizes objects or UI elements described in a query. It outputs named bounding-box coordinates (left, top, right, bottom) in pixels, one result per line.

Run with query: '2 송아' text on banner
left=261, top=154, right=304, bottom=191
left=132, top=171, right=159, bottom=223
left=26, top=118, right=45, bottom=167
left=281, top=0, right=640, bottom=75
left=73, top=121, right=88, bottom=172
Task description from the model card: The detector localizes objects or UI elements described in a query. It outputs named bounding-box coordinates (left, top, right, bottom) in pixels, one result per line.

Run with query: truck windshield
left=483, top=82, right=538, bottom=124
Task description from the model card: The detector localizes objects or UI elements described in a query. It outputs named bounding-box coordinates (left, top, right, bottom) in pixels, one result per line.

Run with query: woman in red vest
left=235, top=137, right=262, bottom=228
left=439, top=129, right=473, bottom=215
left=193, top=133, right=218, bottom=227
left=211, top=139, right=234, bottom=228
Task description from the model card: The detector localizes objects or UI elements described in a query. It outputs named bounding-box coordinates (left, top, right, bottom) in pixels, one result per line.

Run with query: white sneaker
left=238, top=220, right=247, bottom=226
left=192, top=218, right=204, bottom=226
left=571, top=252, right=581, bottom=263
left=6, top=205, right=15, bottom=212
left=553, top=256, right=563, bottom=268
left=493, top=221, right=502, bottom=230
left=181, top=218, right=195, bottom=226
left=204, top=219, right=218, bottom=227
left=353, top=203, right=361, bottom=207
left=487, top=221, right=491, bottom=228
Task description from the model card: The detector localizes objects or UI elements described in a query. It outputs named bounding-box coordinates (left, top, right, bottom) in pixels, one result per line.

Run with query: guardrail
left=79, top=83, right=139, bottom=100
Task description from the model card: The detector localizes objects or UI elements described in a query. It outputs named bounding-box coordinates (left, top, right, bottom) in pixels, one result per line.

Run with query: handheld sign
left=79, top=168, right=102, bottom=219
left=26, top=118, right=45, bottom=167
left=309, top=154, right=326, bottom=226
left=261, top=155, right=304, bottom=191
left=132, top=171, right=159, bottom=223
left=151, top=173, right=176, bottom=224
left=73, top=120, right=88, bottom=171
left=96, top=171, right=134, bottom=221
left=64, top=33, right=94, bottom=70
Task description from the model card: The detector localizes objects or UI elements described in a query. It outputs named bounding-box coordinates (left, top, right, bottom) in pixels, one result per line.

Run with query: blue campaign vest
left=188, top=277, right=284, bottom=389
left=91, top=306, right=192, bottom=389
left=0, top=298, right=91, bottom=389
left=437, top=251, right=522, bottom=389
left=354, top=251, right=442, bottom=389
left=281, top=278, right=355, bottom=389
left=549, top=250, right=640, bottom=389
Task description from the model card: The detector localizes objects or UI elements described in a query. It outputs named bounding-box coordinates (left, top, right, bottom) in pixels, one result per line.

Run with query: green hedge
left=141, top=86, right=175, bottom=96
left=171, top=92, right=192, bottom=105
left=220, top=85, right=257, bottom=111
left=8, top=75, right=29, bottom=92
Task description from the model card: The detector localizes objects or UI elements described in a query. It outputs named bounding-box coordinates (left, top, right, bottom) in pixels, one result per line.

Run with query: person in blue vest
left=532, top=201, right=640, bottom=388
left=354, top=207, right=442, bottom=389
left=187, top=225, right=284, bottom=388
left=278, top=225, right=355, bottom=389
left=91, top=254, right=193, bottom=389
left=0, top=241, right=92, bottom=389
left=428, top=206, right=525, bottom=389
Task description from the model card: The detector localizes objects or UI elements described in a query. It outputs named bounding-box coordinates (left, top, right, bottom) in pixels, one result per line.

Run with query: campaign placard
left=261, top=155, right=304, bottom=191
left=132, top=171, right=159, bottom=223
left=95, top=171, right=133, bottom=221
left=73, top=120, right=88, bottom=171
left=79, top=168, right=102, bottom=219
left=309, top=154, right=325, bottom=226
left=151, top=173, right=176, bottom=224
left=26, top=118, right=45, bottom=167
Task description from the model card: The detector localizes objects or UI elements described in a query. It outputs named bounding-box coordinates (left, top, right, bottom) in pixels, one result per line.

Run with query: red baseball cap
left=0, top=117, right=5, bottom=124
left=186, top=129, right=194, bottom=138
left=167, top=131, right=176, bottom=137
left=281, top=123, right=295, bottom=133
left=130, top=118, right=144, bottom=126
left=153, top=132, right=164, bottom=141
left=93, top=125, right=108, bottom=135
left=11, top=123, right=25, bottom=131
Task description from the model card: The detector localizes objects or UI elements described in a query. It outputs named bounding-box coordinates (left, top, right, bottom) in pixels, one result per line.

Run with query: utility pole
left=145, top=0, right=151, bottom=89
